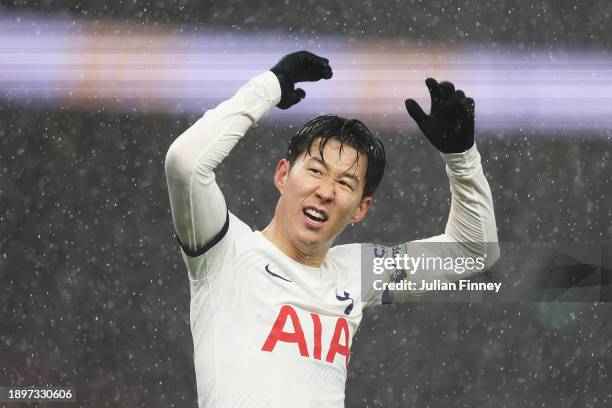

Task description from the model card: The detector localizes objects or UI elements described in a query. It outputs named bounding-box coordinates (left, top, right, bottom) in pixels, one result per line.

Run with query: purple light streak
left=1, top=13, right=611, bottom=133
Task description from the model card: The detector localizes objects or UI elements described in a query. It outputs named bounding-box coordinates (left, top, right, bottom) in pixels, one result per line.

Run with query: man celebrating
left=164, top=51, right=499, bottom=407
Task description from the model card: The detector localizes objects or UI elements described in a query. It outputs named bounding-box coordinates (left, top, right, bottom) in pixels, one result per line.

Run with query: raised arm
left=164, top=51, right=332, bottom=257
left=365, top=79, right=499, bottom=305
left=404, top=78, right=499, bottom=263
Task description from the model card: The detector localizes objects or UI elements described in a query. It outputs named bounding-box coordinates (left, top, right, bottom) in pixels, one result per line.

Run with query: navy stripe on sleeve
left=175, top=211, right=230, bottom=258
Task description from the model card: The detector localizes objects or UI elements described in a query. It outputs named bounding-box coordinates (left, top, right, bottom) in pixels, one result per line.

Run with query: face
left=273, top=138, right=373, bottom=253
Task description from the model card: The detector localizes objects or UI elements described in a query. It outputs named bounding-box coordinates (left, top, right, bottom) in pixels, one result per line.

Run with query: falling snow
left=1, top=1, right=612, bottom=407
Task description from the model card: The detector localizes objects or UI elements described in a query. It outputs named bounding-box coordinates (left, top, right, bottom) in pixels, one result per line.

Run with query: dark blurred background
left=1, top=1, right=611, bottom=407
left=2, top=0, right=612, bottom=49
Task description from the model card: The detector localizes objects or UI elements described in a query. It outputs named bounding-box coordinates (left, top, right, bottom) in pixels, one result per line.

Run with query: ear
left=349, top=196, right=373, bottom=224
left=273, top=159, right=291, bottom=194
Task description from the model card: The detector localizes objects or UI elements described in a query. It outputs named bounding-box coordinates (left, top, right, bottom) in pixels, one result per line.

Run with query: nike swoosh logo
left=265, top=264, right=293, bottom=282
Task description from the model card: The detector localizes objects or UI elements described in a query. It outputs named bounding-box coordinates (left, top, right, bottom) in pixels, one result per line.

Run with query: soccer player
left=164, top=51, right=499, bottom=407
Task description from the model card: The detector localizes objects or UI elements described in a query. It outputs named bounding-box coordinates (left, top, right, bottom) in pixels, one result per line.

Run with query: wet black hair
left=286, top=115, right=387, bottom=198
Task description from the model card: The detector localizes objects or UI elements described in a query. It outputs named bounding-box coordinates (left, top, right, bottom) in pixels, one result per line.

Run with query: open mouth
left=303, top=206, right=329, bottom=224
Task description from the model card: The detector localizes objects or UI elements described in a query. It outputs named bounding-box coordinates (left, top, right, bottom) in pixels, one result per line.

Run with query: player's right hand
left=270, top=51, right=333, bottom=110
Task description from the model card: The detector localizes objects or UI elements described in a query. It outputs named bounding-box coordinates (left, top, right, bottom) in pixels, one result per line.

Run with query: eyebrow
left=307, top=156, right=362, bottom=182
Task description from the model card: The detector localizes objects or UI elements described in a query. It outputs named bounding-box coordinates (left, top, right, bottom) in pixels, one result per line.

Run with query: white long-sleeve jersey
left=164, top=71, right=499, bottom=408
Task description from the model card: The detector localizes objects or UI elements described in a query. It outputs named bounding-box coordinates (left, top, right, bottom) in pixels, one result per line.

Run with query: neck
left=261, top=218, right=328, bottom=267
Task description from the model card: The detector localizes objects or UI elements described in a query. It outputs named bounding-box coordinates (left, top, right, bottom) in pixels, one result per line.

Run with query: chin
left=294, top=229, right=331, bottom=250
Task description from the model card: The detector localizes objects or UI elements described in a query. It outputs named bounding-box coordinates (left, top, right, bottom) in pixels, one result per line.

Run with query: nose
left=315, top=178, right=334, bottom=202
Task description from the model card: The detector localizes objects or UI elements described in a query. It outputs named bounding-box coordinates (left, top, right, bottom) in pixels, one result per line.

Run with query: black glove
left=270, top=51, right=333, bottom=110
left=404, top=78, right=475, bottom=153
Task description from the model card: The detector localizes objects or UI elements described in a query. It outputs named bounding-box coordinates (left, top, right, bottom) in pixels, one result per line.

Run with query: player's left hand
left=404, top=78, right=475, bottom=153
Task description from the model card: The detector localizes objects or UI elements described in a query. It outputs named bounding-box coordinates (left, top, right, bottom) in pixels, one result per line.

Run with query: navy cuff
left=175, top=211, right=230, bottom=257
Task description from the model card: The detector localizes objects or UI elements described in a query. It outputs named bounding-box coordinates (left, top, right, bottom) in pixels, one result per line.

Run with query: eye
left=308, top=168, right=322, bottom=175
left=338, top=180, right=354, bottom=190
